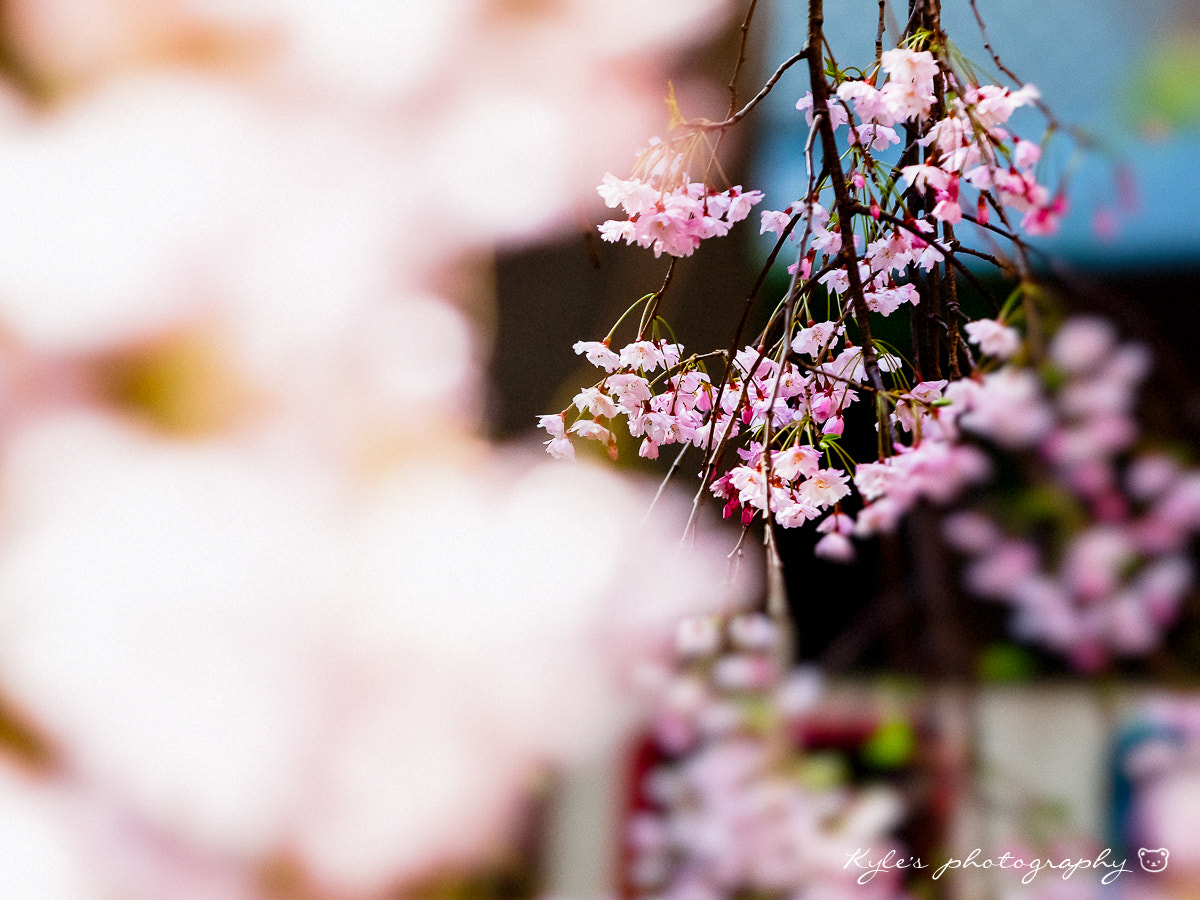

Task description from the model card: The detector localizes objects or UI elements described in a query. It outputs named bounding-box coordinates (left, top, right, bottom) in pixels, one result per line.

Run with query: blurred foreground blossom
left=0, top=0, right=729, bottom=360
left=0, top=0, right=744, bottom=896
left=0, top=412, right=747, bottom=896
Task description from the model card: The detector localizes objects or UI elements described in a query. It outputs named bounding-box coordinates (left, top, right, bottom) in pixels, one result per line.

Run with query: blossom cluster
left=898, top=78, right=1061, bottom=234
left=787, top=47, right=1060, bottom=236
left=593, top=309, right=1200, bottom=671
left=550, top=46, right=1066, bottom=541
left=627, top=612, right=914, bottom=900
left=944, top=318, right=1200, bottom=670
left=597, top=150, right=764, bottom=258
left=543, top=40, right=1185, bottom=669
left=760, top=199, right=931, bottom=315
left=540, top=314, right=1002, bottom=563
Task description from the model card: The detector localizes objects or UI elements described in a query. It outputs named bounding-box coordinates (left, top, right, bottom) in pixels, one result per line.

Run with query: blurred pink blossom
left=0, top=411, right=750, bottom=895
left=0, top=0, right=746, bottom=896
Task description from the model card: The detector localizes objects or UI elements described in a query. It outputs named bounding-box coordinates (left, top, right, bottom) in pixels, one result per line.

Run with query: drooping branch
left=804, top=0, right=887, bottom=404
left=846, top=202, right=1005, bottom=311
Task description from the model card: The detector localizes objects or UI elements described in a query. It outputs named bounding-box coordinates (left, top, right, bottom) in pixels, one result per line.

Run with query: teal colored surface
left=752, top=0, right=1200, bottom=265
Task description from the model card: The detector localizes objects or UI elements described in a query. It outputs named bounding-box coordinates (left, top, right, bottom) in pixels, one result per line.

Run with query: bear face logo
left=1139, top=848, right=1169, bottom=873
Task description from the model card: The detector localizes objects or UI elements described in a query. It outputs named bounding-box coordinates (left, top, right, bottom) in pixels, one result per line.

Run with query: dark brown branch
left=805, top=0, right=887, bottom=401
left=958, top=210, right=1021, bottom=245
left=950, top=242, right=1002, bottom=266
left=635, top=258, right=678, bottom=340
left=940, top=221, right=963, bottom=378
left=876, top=0, right=887, bottom=62
left=788, top=354, right=878, bottom=394
left=809, top=0, right=905, bottom=453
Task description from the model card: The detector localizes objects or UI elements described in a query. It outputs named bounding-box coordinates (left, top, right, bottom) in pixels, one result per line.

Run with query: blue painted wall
left=754, top=0, right=1200, bottom=265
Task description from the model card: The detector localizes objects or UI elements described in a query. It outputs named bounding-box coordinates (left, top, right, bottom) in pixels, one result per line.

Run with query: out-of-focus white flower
left=0, top=0, right=746, bottom=895
left=6, top=0, right=730, bottom=102
left=0, top=0, right=734, bottom=364
left=1048, top=316, right=1116, bottom=375
left=0, top=764, right=104, bottom=900
left=0, top=410, right=748, bottom=894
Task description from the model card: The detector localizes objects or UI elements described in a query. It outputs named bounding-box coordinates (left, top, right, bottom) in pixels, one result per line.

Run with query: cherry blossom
left=965, top=318, right=1023, bottom=360
left=597, top=158, right=765, bottom=258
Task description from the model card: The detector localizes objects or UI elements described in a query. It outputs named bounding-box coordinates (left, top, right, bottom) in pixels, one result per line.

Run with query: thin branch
left=752, top=258, right=840, bottom=348
left=805, top=0, right=887, bottom=403
left=762, top=271, right=804, bottom=530
left=705, top=214, right=805, bottom=463
left=762, top=528, right=792, bottom=660
left=900, top=1, right=925, bottom=42
left=761, top=113, right=826, bottom=531
left=958, top=210, right=1021, bottom=245
left=636, top=258, right=678, bottom=340
left=681, top=215, right=805, bottom=543
left=642, top=443, right=689, bottom=525
left=684, top=376, right=750, bottom=545
left=940, top=220, right=964, bottom=378
left=949, top=242, right=1002, bottom=266
left=727, top=0, right=760, bottom=117
left=788, top=354, right=878, bottom=393
left=686, top=51, right=809, bottom=131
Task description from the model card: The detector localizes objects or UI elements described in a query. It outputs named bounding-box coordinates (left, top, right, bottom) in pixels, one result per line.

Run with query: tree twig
left=636, top=258, right=678, bottom=340
left=727, top=0, right=760, bottom=117
left=686, top=51, right=809, bottom=131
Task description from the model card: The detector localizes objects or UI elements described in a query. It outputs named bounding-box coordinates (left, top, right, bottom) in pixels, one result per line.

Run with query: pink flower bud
left=976, top=195, right=990, bottom=225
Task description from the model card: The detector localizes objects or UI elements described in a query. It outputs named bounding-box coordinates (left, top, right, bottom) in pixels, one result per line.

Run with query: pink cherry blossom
left=597, top=166, right=765, bottom=259
left=796, top=467, right=851, bottom=508
left=773, top=445, right=822, bottom=481
left=620, top=340, right=667, bottom=372
left=814, top=531, right=856, bottom=563
left=573, top=386, right=619, bottom=418
left=796, top=91, right=848, bottom=128
left=835, top=79, right=900, bottom=126
left=964, top=318, right=1022, bottom=360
